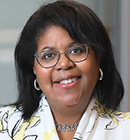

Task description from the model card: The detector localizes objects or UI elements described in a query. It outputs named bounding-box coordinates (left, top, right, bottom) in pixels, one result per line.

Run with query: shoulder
left=0, top=105, right=18, bottom=118
left=0, top=105, right=42, bottom=139
left=93, top=99, right=130, bottom=129
left=0, top=105, right=22, bottom=117
left=0, top=105, right=23, bottom=130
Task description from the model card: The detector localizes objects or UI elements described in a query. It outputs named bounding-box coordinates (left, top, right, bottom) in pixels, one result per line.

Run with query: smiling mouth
left=54, top=77, right=81, bottom=84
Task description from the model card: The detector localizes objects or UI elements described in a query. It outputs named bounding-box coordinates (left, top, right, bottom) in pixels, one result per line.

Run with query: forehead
left=36, top=26, right=75, bottom=52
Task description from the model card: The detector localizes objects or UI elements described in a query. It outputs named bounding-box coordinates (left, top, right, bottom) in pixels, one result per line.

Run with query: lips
left=53, top=76, right=81, bottom=84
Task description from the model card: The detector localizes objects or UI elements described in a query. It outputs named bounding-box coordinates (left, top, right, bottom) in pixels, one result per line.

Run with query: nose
left=55, top=53, right=75, bottom=71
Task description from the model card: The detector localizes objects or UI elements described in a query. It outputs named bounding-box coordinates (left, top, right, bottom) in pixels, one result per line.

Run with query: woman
left=0, top=0, right=130, bottom=140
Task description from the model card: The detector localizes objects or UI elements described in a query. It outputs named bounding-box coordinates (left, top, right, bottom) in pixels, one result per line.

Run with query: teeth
left=60, top=78, right=76, bottom=84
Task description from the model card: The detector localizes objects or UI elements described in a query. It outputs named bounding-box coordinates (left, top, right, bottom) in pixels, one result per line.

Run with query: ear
left=96, top=55, right=100, bottom=67
left=98, top=57, right=100, bottom=68
left=33, top=66, right=36, bottom=75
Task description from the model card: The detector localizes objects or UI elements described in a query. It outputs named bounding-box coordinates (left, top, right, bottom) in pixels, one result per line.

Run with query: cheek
left=77, top=58, right=100, bottom=86
left=34, top=64, right=53, bottom=89
left=77, top=60, right=99, bottom=74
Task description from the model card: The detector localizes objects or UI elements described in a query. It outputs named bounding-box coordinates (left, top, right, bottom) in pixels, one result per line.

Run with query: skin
left=33, top=26, right=100, bottom=139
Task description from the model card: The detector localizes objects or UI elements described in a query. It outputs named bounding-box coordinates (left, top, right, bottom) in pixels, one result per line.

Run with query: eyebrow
left=68, top=41, right=78, bottom=46
left=41, top=41, right=78, bottom=51
left=41, top=46, right=54, bottom=51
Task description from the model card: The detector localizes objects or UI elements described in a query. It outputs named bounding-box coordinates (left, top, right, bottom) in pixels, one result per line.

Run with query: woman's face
left=33, top=26, right=100, bottom=108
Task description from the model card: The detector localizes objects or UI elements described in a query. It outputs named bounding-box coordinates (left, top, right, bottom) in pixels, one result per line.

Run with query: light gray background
left=0, top=0, right=129, bottom=111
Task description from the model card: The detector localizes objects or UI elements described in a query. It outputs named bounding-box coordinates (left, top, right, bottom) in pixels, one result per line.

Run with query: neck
left=47, top=98, right=90, bottom=124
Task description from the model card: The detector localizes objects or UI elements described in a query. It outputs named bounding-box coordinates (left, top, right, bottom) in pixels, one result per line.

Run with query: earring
left=99, top=68, right=103, bottom=81
left=34, top=79, right=40, bottom=91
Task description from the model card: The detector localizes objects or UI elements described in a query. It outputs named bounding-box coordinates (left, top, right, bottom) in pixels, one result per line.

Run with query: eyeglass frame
left=34, top=44, right=89, bottom=68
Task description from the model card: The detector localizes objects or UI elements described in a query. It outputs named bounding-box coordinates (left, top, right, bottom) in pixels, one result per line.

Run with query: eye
left=70, top=46, right=85, bottom=55
left=41, top=51, right=57, bottom=60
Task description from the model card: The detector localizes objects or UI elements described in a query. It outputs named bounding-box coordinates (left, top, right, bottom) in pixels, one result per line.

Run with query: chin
left=59, top=97, right=80, bottom=107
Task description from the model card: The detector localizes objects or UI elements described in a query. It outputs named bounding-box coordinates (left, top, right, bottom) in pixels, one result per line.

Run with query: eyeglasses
left=34, top=44, right=89, bottom=68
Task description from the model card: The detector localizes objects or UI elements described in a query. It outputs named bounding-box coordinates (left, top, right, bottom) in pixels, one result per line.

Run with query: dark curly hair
left=14, top=0, right=124, bottom=119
